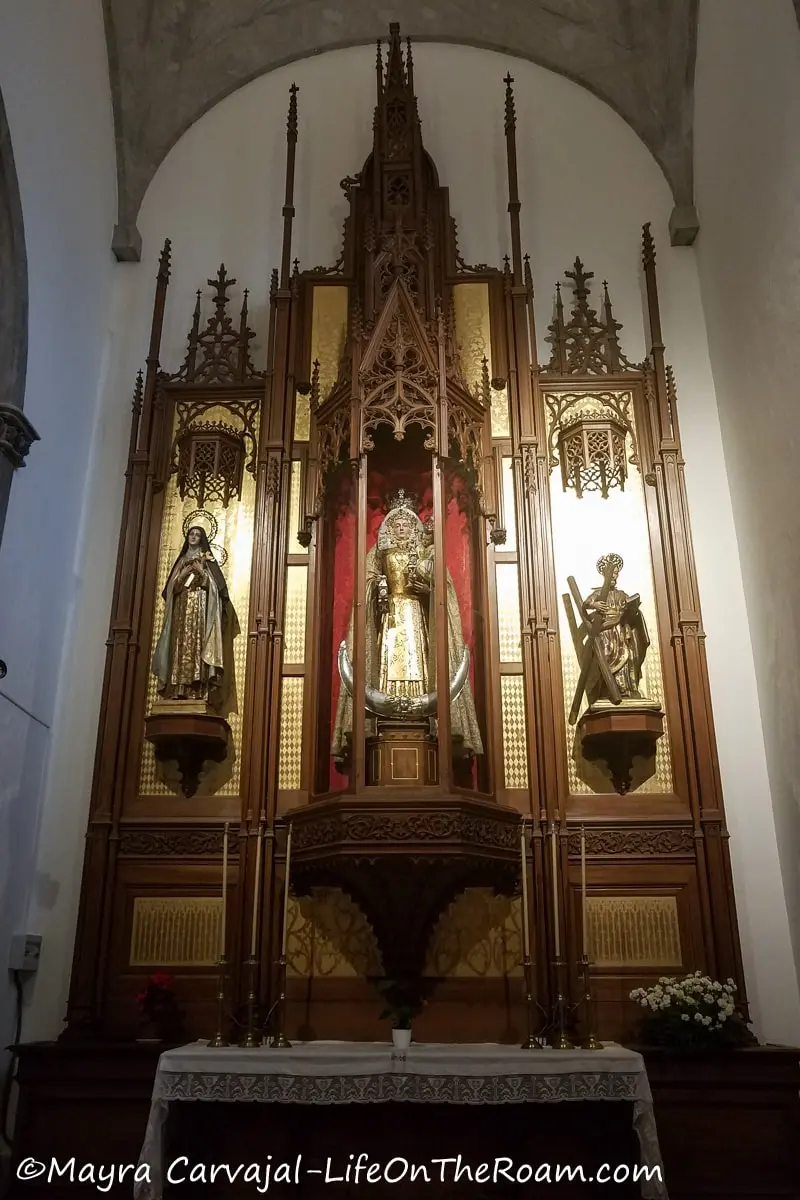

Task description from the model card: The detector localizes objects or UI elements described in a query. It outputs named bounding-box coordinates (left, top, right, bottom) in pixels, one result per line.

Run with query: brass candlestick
left=550, top=959, right=574, bottom=1050
left=580, top=954, right=600, bottom=1050
left=208, top=956, right=229, bottom=1047
left=240, top=954, right=262, bottom=1048
left=521, top=954, right=540, bottom=1049
left=269, top=954, right=292, bottom=1048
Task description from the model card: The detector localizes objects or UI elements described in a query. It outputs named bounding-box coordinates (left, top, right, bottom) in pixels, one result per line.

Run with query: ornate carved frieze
left=119, top=828, right=240, bottom=857
left=292, top=806, right=520, bottom=852
left=566, top=826, right=694, bottom=858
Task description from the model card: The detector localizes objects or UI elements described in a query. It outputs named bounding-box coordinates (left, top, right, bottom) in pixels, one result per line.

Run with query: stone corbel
left=0, top=402, right=39, bottom=468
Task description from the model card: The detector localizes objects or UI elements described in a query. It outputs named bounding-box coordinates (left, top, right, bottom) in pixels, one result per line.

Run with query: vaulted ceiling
left=104, top=0, right=699, bottom=259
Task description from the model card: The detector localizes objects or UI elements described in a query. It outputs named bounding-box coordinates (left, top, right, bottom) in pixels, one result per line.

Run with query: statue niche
left=333, top=485, right=482, bottom=786
left=145, top=514, right=239, bottom=797
left=564, top=553, right=663, bottom=794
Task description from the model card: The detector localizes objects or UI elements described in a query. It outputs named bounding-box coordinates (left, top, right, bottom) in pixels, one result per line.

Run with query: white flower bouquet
left=630, top=972, right=749, bottom=1050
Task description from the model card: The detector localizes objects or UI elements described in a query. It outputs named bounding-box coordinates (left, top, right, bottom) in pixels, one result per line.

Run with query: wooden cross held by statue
left=563, top=562, right=622, bottom=725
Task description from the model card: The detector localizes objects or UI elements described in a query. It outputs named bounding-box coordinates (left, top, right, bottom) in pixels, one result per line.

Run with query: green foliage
left=374, top=977, right=427, bottom=1030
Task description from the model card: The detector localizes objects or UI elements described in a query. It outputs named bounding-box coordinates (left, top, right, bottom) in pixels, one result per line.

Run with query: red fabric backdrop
left=327, top=436, right=476, bottom=790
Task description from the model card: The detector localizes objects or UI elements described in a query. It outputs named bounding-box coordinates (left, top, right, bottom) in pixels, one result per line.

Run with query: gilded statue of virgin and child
left=332, top=490, right=483, bottom=761
left=151, top=524, right=238, bottom=714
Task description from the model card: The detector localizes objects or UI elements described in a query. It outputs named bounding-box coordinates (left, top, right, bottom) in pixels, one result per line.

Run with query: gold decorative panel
left=496, top=563, right=522, bottom=662
left=278, top=676, right=304, bottom=790
left=294, top=394, right=310, bottom=442
left=546, top=392, right=673, bottom=794
left=501, top=674, right=528, bottom=789
left=501, top=456, right=517, bottom=552
left=140, top=407, right=257, bottom=796
left=286, top=888, right=382, bottom=978
left=284, top=565, right=308, bottom=664
left=425, top=889, right=523, bottom=977
left=130, top=897, right=221, bottom=966
left=452, top=282, right=509, bottom=438
left=587, top=896, right=682, bottom=968
left=287, top=460, right=308, bottom=556
left=311, top=285, right=348, bottom=402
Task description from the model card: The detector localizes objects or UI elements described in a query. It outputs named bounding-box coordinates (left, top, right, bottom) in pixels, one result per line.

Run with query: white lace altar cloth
left=136, top=1041, right=667, bottom=1199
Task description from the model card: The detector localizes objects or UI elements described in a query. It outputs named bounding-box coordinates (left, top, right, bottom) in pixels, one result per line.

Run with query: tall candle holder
left=521, top=954, right=541, bottom=1050
left=579, top=953, right=600, bottom=1050
left=269, top=954, right=292, bottom=1049
left=208, top=956, right=229, bottom=1047
left=240, top=954, right=262, bottom=1048
left=550, top=958, right=574, bottom=1050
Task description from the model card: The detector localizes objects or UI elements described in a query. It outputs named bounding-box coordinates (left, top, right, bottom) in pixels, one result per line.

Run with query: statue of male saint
left=580, top=552, right=649, bottom=706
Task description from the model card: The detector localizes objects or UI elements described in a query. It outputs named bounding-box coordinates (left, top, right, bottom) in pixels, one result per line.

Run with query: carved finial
left=642, top=222, right=656, bottom=269
left=480, top=354, right=491, bottom=406
left=376, top=39, right=384, bottom=96
left=504, top=73, right=516, bottom=133
left=287, top=83, right=298, bottom=138
left=386, top=22, right=405, bottom=88
left=158, top=238, right=172, bottom=280
left=209, top=264, right=235, bottom=312
left=524, top=254, right=534, bottom=296
left=310, top=358, right=321, bottom=407
left=292, top=258, right=300, bottom=278
left=406, top=36, right=415, bottom=91
left=270, top=267, right=279, bottom=298
left=503, top=254, right=511, bottom=277
left=133, top=369, right=144, bottom=414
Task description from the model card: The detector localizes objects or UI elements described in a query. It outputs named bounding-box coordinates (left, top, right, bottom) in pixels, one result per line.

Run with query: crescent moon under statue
left=338, top=641, right=470, bottom=719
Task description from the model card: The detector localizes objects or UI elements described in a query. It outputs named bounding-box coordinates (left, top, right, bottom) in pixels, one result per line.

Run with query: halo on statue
left=183, top=508, right=218, bottom=542
left=210, top=543, right=229, bottom=567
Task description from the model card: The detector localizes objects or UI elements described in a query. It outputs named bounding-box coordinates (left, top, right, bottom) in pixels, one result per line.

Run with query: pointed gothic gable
left=359, top=276, right=439, bottom=452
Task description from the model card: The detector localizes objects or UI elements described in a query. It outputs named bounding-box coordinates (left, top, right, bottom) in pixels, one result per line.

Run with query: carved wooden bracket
left=144, top=708, right=230, bottom=798
left=0, top=402, right=39, bottom=468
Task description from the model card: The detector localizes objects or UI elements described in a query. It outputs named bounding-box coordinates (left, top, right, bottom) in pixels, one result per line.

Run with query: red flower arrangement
left=136, top=974, right=181, bottom=1038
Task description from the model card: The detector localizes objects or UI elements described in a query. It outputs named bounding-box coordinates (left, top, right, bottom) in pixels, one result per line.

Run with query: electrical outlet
left=9, top=934, right=42, bottom=972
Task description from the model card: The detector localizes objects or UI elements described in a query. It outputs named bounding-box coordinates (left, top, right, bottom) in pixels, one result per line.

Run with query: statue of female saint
left=151, top=525, right=237, bottom=712
left=332, top=491, right=482, bottom=760
left=582, top=553, right=649, bottom=704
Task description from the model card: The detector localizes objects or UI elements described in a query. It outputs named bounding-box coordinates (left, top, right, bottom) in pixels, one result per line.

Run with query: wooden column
left=65, top=242, right=172, bottom=1031
left=641, top=223, right=746, bottom=1000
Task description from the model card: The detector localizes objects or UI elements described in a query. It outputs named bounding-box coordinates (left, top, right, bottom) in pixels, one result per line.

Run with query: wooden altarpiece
left=64, top=26, right=746, bottom=1044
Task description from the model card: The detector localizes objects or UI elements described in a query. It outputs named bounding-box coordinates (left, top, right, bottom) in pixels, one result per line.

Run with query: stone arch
left=104, top=0, right=699, bottom=257
left=0, top=82, right=36, bottom=547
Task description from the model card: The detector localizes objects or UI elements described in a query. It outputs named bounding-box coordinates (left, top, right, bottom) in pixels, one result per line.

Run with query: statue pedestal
left=145, top=702, right=230, bottom=798
left=366, top=720, right=438, bottom=787
left=578, top=700, right=664, bottom=795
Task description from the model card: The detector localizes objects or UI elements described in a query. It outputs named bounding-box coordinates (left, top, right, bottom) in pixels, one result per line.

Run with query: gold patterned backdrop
left=139, top=404, right=257, bottom=796
left=545, top=392, right=673, bottom=794
left=283, top=889, right=523, bottom=979
left=453, top=283, right=509, bottom=437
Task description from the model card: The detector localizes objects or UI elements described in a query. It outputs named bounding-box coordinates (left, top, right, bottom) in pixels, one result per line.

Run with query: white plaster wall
left=694, top=0, right=800, bottom=1030
left=20, top=40, right=800, bottom=1043
left=0, top=0, right=117, bottom=1051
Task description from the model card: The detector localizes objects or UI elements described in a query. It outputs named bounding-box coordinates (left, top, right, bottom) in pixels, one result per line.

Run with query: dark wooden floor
left=6, top=1042, right=800, bottom=1199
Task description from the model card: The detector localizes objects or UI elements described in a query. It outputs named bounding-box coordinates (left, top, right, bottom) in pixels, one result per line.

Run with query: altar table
left=137, top=1041, right=667, bottom=1199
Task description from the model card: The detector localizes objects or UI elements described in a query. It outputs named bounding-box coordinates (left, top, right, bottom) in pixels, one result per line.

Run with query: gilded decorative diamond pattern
left=501, top=675, right=528, bottom=789
left=278, top=676, right=304, bottom=790
left=284, top=565, right=307, bottom=664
